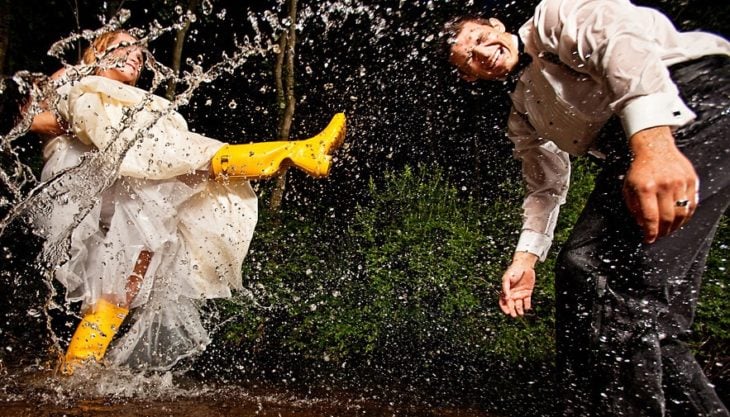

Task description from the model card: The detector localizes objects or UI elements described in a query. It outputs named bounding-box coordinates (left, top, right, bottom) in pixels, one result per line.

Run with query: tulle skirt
left=39, top=136, right=258, bottom=370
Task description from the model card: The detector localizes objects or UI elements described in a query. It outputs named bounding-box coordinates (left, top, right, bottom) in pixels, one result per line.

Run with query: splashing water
left=0, top=1, right=543, bottom=415
left=0, top=0, right=398, bottom=387
left=0, top=0, right=398, bottom=253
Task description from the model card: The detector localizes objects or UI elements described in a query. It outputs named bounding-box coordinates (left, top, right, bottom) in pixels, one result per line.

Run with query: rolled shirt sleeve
left=508, top=107, right=571, bottom=261
left=619, top=92, right=694, bottom=138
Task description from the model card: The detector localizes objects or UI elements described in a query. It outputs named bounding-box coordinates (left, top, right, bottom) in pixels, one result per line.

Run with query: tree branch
left=269, top=0, right=298, bottom=212
left=165, top=0, right=200, bottom=100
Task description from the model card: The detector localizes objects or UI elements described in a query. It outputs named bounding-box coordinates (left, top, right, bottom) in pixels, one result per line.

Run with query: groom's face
left=449, top=19, right=519, bottom=81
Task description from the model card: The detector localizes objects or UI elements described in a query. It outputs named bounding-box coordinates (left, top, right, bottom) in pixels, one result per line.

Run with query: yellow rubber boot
left=211, top=113, right=346, bottom=179
left=62, top=299, right=128, bottom=374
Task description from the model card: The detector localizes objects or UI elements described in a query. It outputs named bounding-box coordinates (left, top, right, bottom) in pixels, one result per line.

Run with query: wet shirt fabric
left=507, top=0, right=730, bottom=260
left=38, top=76, right=258, bottom=369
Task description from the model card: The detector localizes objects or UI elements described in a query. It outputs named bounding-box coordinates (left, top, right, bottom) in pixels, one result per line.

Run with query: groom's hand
left=624, top=126, right=698, bottom=243
left=499, top=251, right=538, bottom=317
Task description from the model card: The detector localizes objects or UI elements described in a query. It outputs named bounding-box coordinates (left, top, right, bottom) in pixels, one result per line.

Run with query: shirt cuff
left=620, top=93, right=696, bottom=138
left=515, top=229, right=552, bottom=262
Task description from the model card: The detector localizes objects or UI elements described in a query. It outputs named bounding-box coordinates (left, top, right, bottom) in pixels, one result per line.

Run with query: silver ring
left=675, top=199, right=690, bottom=207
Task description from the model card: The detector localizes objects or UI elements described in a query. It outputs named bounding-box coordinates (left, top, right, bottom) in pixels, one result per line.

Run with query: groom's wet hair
left=440, top=16, right=494, bottom=60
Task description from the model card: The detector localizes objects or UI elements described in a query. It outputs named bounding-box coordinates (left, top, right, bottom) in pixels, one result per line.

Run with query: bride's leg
left=210, top=113, right=346, bottom=179
left=62, top=250, right=152, bottom=374
left=123, top=249, right=152, bottom=308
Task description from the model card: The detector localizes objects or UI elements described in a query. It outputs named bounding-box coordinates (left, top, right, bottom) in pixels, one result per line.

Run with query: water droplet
left=201, top=0, right=213, bottom=15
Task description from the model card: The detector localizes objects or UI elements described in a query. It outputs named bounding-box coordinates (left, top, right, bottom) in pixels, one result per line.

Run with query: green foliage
left=697, top=214, right=730, bottom=339
left=693, top=214, right=730, bottom=383
left=216, top=165, right=555, bottom=380
left=213, top=160, right=728, bottom=396
left=342, top=165, right=552, bottom=363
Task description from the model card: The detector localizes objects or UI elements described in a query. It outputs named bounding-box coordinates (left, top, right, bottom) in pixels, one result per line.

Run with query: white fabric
left=39, top=76, right=258, bottom=369
left=508, top=0, right=730, bottom=259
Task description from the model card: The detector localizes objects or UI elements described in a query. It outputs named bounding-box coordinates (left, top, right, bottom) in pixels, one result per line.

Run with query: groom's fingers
left=515, top=299, right=524, bottom=316
left=499, top=296, right=510, bottom=315
left=499, top=296, right=517, bottom=317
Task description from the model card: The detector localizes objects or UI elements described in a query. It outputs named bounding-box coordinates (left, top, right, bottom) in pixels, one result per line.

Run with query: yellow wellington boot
left=211, top=113, right=346, bottom=179
left=62, top=299, right=128, bottom=375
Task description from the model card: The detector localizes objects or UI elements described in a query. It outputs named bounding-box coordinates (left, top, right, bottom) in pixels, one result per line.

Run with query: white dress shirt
left=508, top=0, right=730, bottom=261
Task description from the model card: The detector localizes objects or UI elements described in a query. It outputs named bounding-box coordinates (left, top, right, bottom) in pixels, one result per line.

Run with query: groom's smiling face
left=449, top=19, right=519, bottom=81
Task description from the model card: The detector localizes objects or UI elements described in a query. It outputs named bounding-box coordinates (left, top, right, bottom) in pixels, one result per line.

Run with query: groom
left=445, top=0, right=730, bottom=415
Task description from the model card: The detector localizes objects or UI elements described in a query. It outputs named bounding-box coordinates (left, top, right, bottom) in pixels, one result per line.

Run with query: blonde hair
left=81, top=30, right=133, bottom=65
left=80, top=30, right=143, bottom=85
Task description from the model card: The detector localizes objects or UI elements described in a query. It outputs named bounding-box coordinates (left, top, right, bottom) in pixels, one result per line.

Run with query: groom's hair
left=440, top=16, right=494, bottom=63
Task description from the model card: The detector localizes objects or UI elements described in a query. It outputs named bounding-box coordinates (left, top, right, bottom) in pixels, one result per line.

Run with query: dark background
left=2, top=0, right=728, bottom=207
left=0, top=0, right=728, bottom=414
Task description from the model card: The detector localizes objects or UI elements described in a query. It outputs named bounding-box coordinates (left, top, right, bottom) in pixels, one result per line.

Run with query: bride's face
left=95, top=33, right=144, bottom=85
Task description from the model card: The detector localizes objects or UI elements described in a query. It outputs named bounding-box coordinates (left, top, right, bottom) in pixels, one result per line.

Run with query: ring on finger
left=675, top=199, right=690, bottom=208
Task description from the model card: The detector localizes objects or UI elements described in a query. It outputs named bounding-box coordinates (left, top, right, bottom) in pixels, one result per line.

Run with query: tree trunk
left=165, top=0, right=200, bottom=100
left=269, top=0, right=298, bottom=212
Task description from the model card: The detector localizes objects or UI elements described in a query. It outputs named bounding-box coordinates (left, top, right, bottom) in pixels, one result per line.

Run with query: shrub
left=208, top=160, right=727, bottom=407
left=693, top=214, right=730, bottom=393
left=212, top=166, right=555, bottom=380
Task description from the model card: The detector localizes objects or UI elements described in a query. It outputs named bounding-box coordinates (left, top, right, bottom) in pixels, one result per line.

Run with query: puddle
left=0, top=361, right=501, bottom=417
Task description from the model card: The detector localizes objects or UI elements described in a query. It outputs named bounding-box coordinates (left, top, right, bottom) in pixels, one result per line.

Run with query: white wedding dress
left=37, top=75, right=258, bottom=369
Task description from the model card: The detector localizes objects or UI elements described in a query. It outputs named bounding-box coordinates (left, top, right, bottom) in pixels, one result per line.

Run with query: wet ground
left=1, top=398, right=496, bottom=417
left=0, top=363, right=500, bottom=417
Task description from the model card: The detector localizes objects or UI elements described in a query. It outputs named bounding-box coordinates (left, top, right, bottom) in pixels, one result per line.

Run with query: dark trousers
left=555, top=55, right=730, bottom=416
